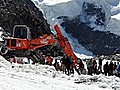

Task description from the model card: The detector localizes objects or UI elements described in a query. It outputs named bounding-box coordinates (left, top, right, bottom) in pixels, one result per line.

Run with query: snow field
left=0, top=55, right=119, bottom=90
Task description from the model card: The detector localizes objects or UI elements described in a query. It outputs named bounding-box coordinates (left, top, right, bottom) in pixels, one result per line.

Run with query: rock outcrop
left=0, top=0, right=51, bottom=38
left=61, top=16, right=120, bottom=55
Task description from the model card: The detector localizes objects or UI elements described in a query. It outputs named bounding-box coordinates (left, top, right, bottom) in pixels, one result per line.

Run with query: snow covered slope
left=0, top=55, right=120, bottom=90
left=106, top=18, right=120, bottom=36
left=111, top=1, right=120, bottom=16
left=107, top=2, right=120, bottom=36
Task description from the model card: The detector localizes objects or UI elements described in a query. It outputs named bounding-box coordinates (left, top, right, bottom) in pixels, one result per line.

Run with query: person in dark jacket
left=60, top=56, right=66, bottom=74
left=113, top=62, right=117, bottom=75
left=86, top=59, right=93, bottom=75
left=103, top=61, right=109, bottom=76
left=53, top=59, right=60, bottom=71
left=108, top=60, right=113, bottom=76
left=98, top=57, right=103, bottom=73
left=64, top=56, right=71, bottom=75
left=77, top=59, right=84, bottom=74
left=92, top=59, right=97, bottom=75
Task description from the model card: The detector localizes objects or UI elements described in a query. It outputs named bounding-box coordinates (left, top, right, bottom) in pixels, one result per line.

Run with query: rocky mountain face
left=81, top=2, right=106, bottom=30
left=60, top=2, right=120, bottom=55
left=0, top=0, right=51, bottom=38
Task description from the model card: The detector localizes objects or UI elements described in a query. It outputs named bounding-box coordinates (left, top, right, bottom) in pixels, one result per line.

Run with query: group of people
left=44, top=55, right=85, bottom=75
left=86, top=57, right=120, bottom=77
left=44, top=55, right=120, bottom=77
left=103, top=60, right=120, bottom=77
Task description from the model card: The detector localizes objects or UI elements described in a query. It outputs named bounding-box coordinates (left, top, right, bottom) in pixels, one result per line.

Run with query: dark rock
left=0, top=0, right=51, bottom=38
left=61, top=16, right=120, bottom=55
left=81, top=2, right=106, bottom=28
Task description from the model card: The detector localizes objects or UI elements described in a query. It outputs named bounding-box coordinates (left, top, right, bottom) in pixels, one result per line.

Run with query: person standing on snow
left=92, top=59, right=97, bottom=75
left=103, top=61, right=109, bottom=76
left=64, top=56, right=71, bottom=75
left=113, top=62, right=117, bottom=76
left=117, top=62, right=120, bottom=77
left=77, top=59, right=84, bottom=74
left=60, top=56, right=66, bottom=74
left=86, top=59, right=93, bottom=75
left=53, top=59, right=60, bottom=71
left=108, top=60, right=113, bottom=76
left=98, top=57, right=103, bottom=73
